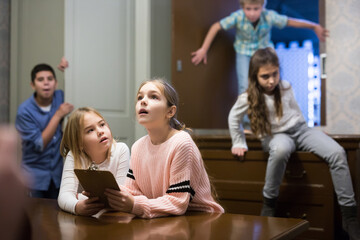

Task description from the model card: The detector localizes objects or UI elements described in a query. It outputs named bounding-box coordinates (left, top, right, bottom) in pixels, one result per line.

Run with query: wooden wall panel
left=172, top=0, right=239, bottom=129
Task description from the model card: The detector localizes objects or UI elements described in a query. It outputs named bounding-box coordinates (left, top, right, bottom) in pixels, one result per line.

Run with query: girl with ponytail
left=104, top=78, right=224, bottom=218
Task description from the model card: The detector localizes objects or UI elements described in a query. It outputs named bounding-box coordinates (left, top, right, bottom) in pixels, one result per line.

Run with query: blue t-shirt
left=15, top=90, right=64, bottom=191
left=220, top=9, right=288, bottom=56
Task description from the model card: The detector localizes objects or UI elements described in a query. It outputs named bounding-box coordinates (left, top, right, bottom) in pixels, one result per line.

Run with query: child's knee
left=327, top=146, right=347, bottom=167
left=269, top=146, right=291, bottom=158
left=269, top=145, right=292, bottom=163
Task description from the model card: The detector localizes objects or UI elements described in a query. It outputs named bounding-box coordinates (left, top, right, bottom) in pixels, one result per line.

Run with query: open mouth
left=100, top=137, right=108, bottom=143
left=139, top=109, right=148, bottom=114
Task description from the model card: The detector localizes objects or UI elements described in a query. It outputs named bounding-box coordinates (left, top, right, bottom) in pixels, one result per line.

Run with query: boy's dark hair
left=31, top=64, right=56, bottom=83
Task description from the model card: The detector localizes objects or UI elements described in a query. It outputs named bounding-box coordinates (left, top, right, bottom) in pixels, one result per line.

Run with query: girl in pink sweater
left=105, top=79, right=224, bottom=218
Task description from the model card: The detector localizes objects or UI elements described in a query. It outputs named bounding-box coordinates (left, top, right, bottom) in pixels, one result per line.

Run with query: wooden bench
left=192, top=134, right=360, bottom=240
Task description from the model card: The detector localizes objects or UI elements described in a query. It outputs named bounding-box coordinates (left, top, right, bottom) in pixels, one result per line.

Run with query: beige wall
left=150, top=0, right=171, bottom=81
left=10, top=0, right=65, bottom=122
left=323, top=0, right=360, bottom=134
left=0, top=0, right=10, bottom=123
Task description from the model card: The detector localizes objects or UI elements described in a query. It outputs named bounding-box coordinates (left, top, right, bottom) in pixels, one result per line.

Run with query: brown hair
left=60, top=107, right=115, bottom=169
left=247, top=47, right=285, bottom=137
left=137, top=78, right=186, bottom=131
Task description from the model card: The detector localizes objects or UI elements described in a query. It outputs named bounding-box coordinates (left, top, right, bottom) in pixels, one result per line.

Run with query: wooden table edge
left=272, top=219, right=310, bottom=240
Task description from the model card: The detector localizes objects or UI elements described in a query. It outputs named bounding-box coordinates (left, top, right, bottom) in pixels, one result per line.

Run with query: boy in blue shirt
left=191, top=0, right=328, bottom=95
left=16, top=63, right=73, bottom=199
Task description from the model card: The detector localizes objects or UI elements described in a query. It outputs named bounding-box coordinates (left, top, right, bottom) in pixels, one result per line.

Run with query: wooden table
left=25, top=198, right=309, bottom=240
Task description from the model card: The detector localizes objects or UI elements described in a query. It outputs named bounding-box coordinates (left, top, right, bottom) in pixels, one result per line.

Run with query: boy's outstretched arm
left=191, top=22, right=222, bottom=65
left=287, top=18, right=329, bottom=42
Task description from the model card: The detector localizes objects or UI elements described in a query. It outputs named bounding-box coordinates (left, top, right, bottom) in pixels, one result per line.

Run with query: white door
left=64, top=0, right=135, bottom=146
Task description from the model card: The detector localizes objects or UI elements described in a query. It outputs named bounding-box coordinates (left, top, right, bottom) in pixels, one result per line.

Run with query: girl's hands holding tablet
left=105, top=188, right=134, bottom=213
left=75, top=191, right=104, bottom=216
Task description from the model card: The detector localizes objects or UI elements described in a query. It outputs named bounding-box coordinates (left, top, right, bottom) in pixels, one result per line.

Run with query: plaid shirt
left=220, top=9, right=288, bottom=56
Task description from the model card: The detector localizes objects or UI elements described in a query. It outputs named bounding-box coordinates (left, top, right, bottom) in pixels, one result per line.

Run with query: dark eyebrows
left=260, top=70, right=278, bottom=78
left=272, top=70, right=279, bottom=75
left=259, top=73, right=270, bottom=78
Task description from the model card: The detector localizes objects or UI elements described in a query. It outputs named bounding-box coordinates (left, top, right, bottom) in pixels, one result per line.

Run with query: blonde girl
left=104, top=79, right=224, bottom=218
left=57, top=107, right=130, bottom=216
left=228, top=47, right=359, bottom=238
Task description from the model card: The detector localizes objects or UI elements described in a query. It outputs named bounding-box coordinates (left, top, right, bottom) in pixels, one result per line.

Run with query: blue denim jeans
left=236, top=53, right=251, bottom=130
left=235, top=53, right=251, bottom=95
left=29, top=180, right=59, bottom=199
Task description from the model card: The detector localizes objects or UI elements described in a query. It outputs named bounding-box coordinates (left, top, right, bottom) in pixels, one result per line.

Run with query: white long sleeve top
left=228, top=80, right=306, bottom=150
left=57, top=142, right=130, bottom=214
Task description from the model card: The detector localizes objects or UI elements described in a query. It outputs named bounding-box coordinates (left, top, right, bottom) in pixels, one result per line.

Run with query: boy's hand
left=57, top=57, right=69, bottom=72
left=314, top=25, right=329, bottom=42
left=75, top=197, right=104, bottom=216
left=231, top=147, right=247, bottom=160
left=105, top=188, right=134, bottom=213
left=191, top=48, right=207, bottom=65
left=56, top=103, right=74, bottom=118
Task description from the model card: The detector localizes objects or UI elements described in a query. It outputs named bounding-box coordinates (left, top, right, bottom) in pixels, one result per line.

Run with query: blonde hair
left=137, top=78, right=186, bottom=131
left=239, top=0, right=264, bottom=7
left=60, top=107, right=115, bottom=169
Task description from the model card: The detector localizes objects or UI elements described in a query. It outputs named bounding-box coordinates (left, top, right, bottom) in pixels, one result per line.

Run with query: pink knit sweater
left=123, top=131, right=224, bottom=218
